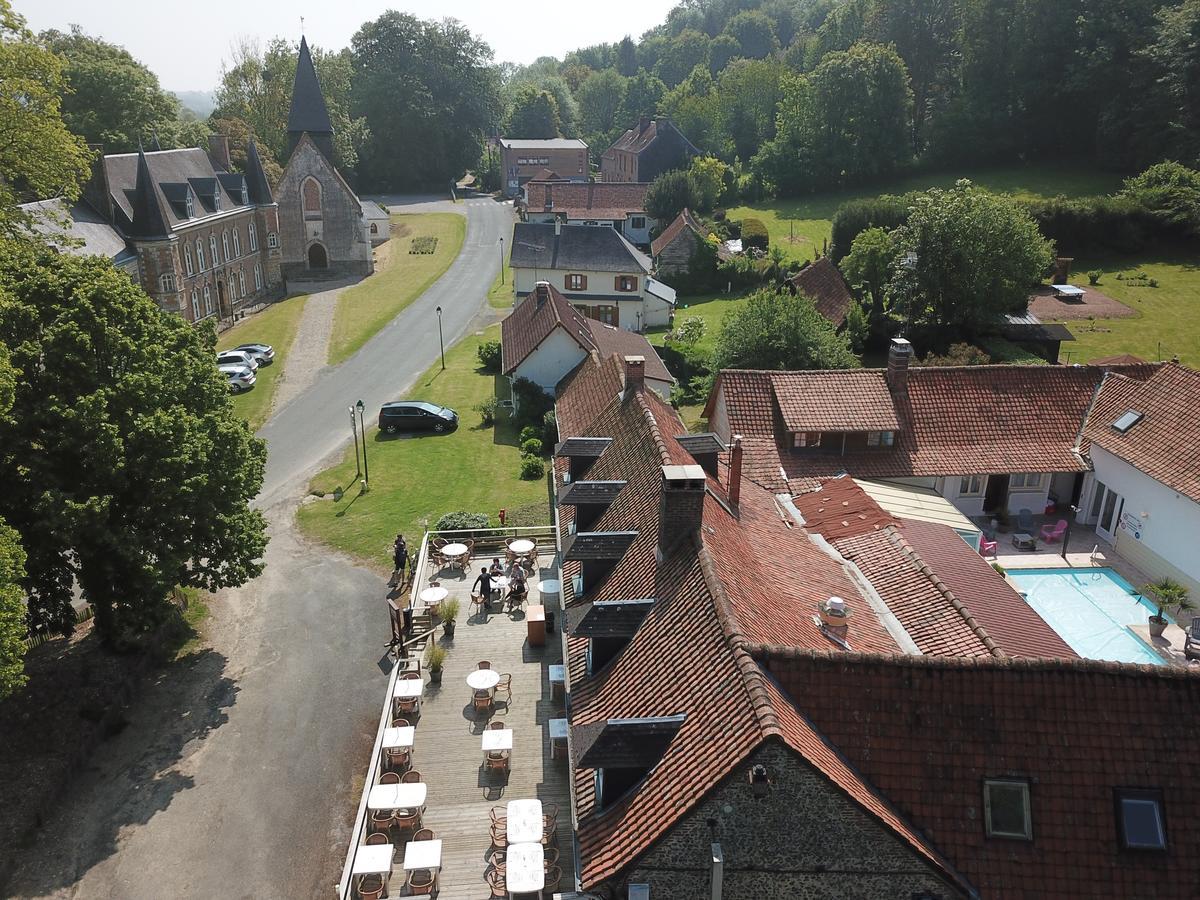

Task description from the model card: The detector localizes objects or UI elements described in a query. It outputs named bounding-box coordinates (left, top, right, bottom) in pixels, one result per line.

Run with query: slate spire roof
left=244, top=139, right=274, bottom=205
left=287, top=36, right=334, bottom=158
left=126, top=145, right=171, bottom=239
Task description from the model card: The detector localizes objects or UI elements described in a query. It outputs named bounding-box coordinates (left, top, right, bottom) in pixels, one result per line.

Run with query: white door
left=1095, top=485, right=1124, bottom=544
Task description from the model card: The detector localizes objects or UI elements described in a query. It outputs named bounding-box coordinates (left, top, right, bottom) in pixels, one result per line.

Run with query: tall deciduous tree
left=714, top=289, right=860, bottom=371
left=0, top=2, right=90, bottom=238
left=723, top=10, right=780, bottom=59
left=616, top=35, right=639, bottom=76
left=717, top=58, right=785, bottom=162
left=507, top=85, right=561, bottom=139
left=0, top=246, right=268, bottom=643
left=887, top=181, right=1054, bottom=340
left=618, top=70, right=666, bottom=126
left=840, top=226, right=896, bottom=330
left=577, top=68, right=627, bottom=138
left=644, top=169, right=700, bottom=222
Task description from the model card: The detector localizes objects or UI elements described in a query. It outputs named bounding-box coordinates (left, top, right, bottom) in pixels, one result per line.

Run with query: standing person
left=472, top=565, right=495, bottom=607
left=392, top=534, right=408, bottom=584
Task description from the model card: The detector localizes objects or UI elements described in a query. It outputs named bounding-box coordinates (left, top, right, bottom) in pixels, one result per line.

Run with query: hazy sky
left=16, top=0, right=678, bottom=92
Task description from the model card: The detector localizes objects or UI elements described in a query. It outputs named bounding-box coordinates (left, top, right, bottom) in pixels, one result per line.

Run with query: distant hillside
left=175, top=90, right=215, bottom=118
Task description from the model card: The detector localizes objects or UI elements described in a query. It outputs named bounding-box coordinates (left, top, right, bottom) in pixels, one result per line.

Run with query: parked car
left=378, top=401, right=459, bottom=434
left=220, top=363, right=256, bottom=394
left=233, top=343, right=275, bottom=365
left=217, top=350, right=258, bottom=371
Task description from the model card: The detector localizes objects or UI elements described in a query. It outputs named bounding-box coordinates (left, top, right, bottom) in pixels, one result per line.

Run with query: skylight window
left=1116, top=790, right=1166, bottom=850
left=1112, top=410, right=1144, bottom=433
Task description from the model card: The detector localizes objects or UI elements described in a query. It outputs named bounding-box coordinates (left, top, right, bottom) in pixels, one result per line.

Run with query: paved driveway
left=5, top=195, right=514, bottom=899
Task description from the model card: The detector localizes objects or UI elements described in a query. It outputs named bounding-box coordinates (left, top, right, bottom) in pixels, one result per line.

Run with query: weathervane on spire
left=300, top=16, right=305, bottom=38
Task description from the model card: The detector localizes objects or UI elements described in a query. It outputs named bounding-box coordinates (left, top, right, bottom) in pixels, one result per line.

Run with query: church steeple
left=127, top=145, right=171, bottom=239
left=286, top=36, right=334, bottom=160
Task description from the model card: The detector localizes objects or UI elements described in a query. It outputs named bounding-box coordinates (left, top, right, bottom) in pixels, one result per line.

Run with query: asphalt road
left=5, top=195, right=513, bottom=899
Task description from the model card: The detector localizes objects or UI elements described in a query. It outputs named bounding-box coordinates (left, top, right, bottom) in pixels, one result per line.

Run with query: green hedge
left=741, top=217, right=770, bottom=251
left=829, top=196, right=911, bottom=262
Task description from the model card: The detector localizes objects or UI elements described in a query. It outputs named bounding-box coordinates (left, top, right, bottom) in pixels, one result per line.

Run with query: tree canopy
left=645, top=169, right=701, bottom=222
left=0, top=344, right=25, bottom=698
left=0, top=245, right=268, bottom=644
left=714, top=289, right=860, bottom=371
left=507, top=85, right=561, bottom=139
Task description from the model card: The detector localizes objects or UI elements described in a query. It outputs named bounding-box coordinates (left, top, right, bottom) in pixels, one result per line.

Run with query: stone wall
left=656, top=229, right=700, bottom=277
left=614, top=739, right=963, bottom=899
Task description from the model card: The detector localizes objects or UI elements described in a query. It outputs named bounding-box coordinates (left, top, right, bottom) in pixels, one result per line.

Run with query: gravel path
left=270, top=278, right=355, bottom=413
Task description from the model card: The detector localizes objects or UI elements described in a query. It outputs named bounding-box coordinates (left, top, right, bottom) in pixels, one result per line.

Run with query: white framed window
left=867, top=431, right=895, bottom=448
left=239, top=270, right=246, bottom=296
left=190, top=289, right=200, bottom=320
left=248, top=221, right=258, bottom=251
left=159, top=273, right=175, bottom=292
left=185, top=190, right=194, bottom=218
left=1010, top=472, right=1044, bottom=491
left=267, top=231, right=279, bottom=249
left=1116, top=790, right=1166, bottom=850
left=792, top=431, right=821, bottom=449
left=253, top=262, right=262, bottom=291
left=231, top=228, right=241, bottom=258
left=630, top=216, right=646, bottom=230
left=222, top=230, right=230, bottom=261
left=984, top=779, right=1032, bottom=840
left=959, top=475, right=986, bottom=496
left=203, top=284, right=213, bottom=316
left=209, top=235, right=219, bottom=266
left=184, top=245, right=194, bottom=276
left=196, top=239, right=206, bottom=270
left=213, top=191, right=221, bottom=211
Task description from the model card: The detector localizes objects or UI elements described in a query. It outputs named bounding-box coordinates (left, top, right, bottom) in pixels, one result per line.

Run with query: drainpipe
left=710, top=841, right=724, bottom=900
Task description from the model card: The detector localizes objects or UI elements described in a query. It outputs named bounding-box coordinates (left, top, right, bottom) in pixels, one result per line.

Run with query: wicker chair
left=394, top=696, right=419, bottom=718
left=485, top=750, right=510, bottom=774
left=356, top=874, right=384, bottom=900
left=543, top=848, right=560, bottom=869
left=544, top=865, right=563, bottom=894
left=474, top=690, right=493, bottom=714
left=401, top=770, right=422, bottom=783
left=489, top=806, right=507, bottom=825
left=486, top=867, right=507, bottom=898
left=477, top=660, right=491, bottom=670
left=386, top=747, right=411, bottom=772
left=489, top=720, right=506, bottom=730
left=489, top=820, right=508, bottom=848
left=542, top=802, right=559, bottom=822
left=379, top=771, right=400, bottom=785
left=487, top=848, right=507, bottom=873
left=401, top=671, right=422, bottom=680
left=413, top=827, right=434, bottom=842
left=494, top=673, right=512, bottom=703
left=393, top=808, right=420, bottom=831
left=365, top=831, right=390, bottom=846
left=408, top=868, right=436, bottom=894
left=391, top=717, right=411, bottom=728
left=370, top=808, right=393, bottom=832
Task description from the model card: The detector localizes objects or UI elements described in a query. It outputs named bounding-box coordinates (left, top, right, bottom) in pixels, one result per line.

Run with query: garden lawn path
left=270, top=279, right=353, bottom=413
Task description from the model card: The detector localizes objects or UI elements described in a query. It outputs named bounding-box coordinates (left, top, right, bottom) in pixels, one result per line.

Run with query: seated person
left=488, top=557, right=504, bottom=576
left=506, top=568, right=528, bottom=607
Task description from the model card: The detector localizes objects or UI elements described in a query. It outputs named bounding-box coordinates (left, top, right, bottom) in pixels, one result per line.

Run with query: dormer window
left=570, top=598, right=655, bottom=674
left=867, top=430, right=895, bottom=448
left=1116, top=789, right=1166, bottom=850
left=576, top=716, right=686, bottom=811
left=185, top=191, right=194, bottom=218
left=213, top=192, right=220, bottom=211
left=793, top=431, right=821, bottom=449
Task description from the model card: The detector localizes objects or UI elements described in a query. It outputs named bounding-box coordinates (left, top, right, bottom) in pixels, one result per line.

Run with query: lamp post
left=499, top=237, right=505, bottom=284
left=356, top=399, right=369, bottom=487
left=436, top=305, right=445, bottom=370
left=349, top=405, right=361, bottom=477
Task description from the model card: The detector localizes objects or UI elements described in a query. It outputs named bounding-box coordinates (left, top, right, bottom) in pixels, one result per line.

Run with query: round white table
left=419, top=586, right=448, bottom=605
left=441, top=542, right=469, bottom=557
left=508, top=538, right=535, bottom=555
left=467, top=669, right=501, bottom=691
left=538, top=579, right=560, bottom=598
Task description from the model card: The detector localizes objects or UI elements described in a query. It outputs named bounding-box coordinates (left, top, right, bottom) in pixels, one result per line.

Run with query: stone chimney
left=659, top=464, right=706, bottom=555
left=534, top=281, right=551, bottom=308
left=639, top=115, right=651, bottom=133
left=886, top=338, right=912, bottom=393
left=208, top=134, right=231, bottom=171
left=728, top=435, right=743, bottom=508
left=624, top=355, right=645, bottom=392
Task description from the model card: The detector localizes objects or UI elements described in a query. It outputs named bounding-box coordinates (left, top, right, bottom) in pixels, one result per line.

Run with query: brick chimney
left=534, top=281, right=551, bottom=308
left=728, top=435, right=743, bottom=507
left=639, top=115, right=651, bottom=133
left=208, top=134, right=231, bottom=171
left=624, top=355, right=645, bottom=392
left=886, top=338, right=912, bottom=393
left=659, top=464, right=706, bottom=555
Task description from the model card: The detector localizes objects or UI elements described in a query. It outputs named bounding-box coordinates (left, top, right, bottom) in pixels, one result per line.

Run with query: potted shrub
left=1139, top=578, right=1193, bottom=639
left=440, top=597, right=460, bottom=637
left=425, top=644, right=447, bottom=685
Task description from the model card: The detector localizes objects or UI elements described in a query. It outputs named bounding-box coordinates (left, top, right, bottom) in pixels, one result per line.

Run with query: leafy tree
left=714, top=289, right=860, bottom=371
left=618, top=70, right=666, bottom=126
left=1138, top=0, right=1200, bottom=167
left=840, top=226, right=896, bottom=327
left=645, top=169, right=700, bottom=222
left=655, top=30, right=712, bottom=87
left=42, top=26, right=180, bottom=153
left=577, top=67, right=627, bottom=137
left=707, top=33, right=742, bottom=75
left=1120, top=161, right=1200, bottom=236
left=351, top=13, right=500, bottom=190
left=566, top=42, right=617, bottom=72
left=724, top=10, right=780, bottom=59
left=688, top=156, right=727, bottom=211
left=0, top=345, right=26, bottom=698
left=0, top=3, right=90, bottom=238
left=661, top=67, right=727, bottom=157
left=844, top=300, right=870, bottom=353
left=617, top=35, right=639, bottom=76
left=887, top=181, right=1054, bottom=340
left=507, top=85, right=561, bottom=139
left=0, top=245, right=268, bottom=644
left=717, top=59, right=785, bottom=162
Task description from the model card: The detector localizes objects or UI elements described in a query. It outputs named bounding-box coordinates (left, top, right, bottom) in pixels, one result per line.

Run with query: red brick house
left=600, top=117, right=699, bottom=183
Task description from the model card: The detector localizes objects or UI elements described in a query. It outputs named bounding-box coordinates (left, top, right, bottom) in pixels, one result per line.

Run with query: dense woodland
left=34, top=0, right=1200, bottom=195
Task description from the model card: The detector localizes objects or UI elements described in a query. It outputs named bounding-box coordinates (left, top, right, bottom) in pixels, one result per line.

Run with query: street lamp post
left=436, top=305, right=445, bottom=370
left=499, top=237, right=505, bottom=285
left=356, top=399, right=369, bottom=487
left=349, top=405, right=361, bottom=477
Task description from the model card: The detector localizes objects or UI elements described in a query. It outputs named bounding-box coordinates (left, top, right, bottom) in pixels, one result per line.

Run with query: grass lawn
left=297, top=326, right=549, bottom=568
left=727, top=162, right=1122, bottom=263
left=1046, top=252, right=1200, bottom=366
left=488, top=257, right=514, bottom=309
left=327, top=212, right=466, bottom=365
left=216, top=293, right=308, bottom=430
left=647, top=291, right=747, bottom=353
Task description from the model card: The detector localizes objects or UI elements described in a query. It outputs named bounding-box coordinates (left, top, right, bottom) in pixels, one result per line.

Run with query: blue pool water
left=1006, top=568, right=1166, bottom=665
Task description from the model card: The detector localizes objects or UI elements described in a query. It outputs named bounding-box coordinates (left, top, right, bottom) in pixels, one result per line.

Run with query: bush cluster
left=829, top=196, right=911, bottom=262
left=740, top=217, right=770, bottom=251
left=474, top=397, right=497, bottom=426
left=434, top=510, right=489, bottom=530
left=476, top=340, right=501, bottom=373
left=410, top=236, right=439, bottom=254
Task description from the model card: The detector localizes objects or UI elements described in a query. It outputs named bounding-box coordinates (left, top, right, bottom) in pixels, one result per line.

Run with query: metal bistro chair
left=494, top=673, right=512, bottom=705
left=474, top=689, right=494, bottom=714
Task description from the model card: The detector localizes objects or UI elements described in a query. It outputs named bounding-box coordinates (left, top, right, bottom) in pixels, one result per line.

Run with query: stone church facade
left=276, top=36, right=373, bottom=281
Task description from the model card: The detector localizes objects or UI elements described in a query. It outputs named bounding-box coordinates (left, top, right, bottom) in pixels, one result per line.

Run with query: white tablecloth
left=402, top=838, right=443, bottom=871
left=508, top=539, right=535, bottom=554
left=393, top=679, right=424, bottom=698
left=467, top=669, right=501, bottom=691
left=351, top=842, right=395, bottom=876
left=505, top=842, right=545, bottom=893
left=441, top=542, right=468, bottom=557
left=481, top=729, right=513, bottom=751
left=367, top=782, right=427, bottom=811
left=507, top=798, right=542, bottom=843
left=419, top=586, right=448, bottom=604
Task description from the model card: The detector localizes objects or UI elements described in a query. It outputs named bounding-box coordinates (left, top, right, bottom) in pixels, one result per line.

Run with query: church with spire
left=275, top=36, right=374, bottom=280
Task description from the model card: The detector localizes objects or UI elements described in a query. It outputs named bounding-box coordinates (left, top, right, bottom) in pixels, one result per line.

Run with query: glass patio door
left=1096, top=485, right=1124, bottom=543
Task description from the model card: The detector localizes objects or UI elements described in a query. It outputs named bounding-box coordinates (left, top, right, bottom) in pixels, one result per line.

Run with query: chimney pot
left=887, top=337, right=912, bottom=392
left=818, top=595, right=852, bottom=640
left=624, top=355, right=645, bottom=392
left=535, top=280, right=550, bottom=307
left=554, top=216, right=562, bottom=237
left=728, top=435, right=743, bottom=508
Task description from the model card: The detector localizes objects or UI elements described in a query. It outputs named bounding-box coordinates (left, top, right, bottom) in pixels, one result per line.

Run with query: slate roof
left=500, top=281, right=595, bottom=375
left=605, top=117, right=699, bottom=157
left=287, top=36, right=334, bottom=137
left=524, top=181, right=648, bottom=220
left=510, top=222, right=651, bottom=273
left=244, top=139, right=274, bottom=204
left=757, top=650, right=1200, bottom=900
left=1082, top=363, right=1200, bottom=504
left=789, top=257, right=854, bottom=328
left=20, top=198, right=134, bottom=262
left=104, top=147, right=248, bottom=234
left=127, top=147, right=172, bottom=239
left=500, top=138, right=588, bottom=150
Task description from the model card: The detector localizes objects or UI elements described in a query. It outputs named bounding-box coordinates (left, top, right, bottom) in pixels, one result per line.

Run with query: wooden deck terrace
left=338, top=529, right=574, bottom=899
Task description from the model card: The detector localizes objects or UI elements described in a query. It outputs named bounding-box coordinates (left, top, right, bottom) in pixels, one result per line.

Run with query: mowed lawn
left=727, top=163, right=1122, bottom=263
left=297, top=326, right=548, bottom=568
left=647, top=291, right=746, bottom=353
left=327, top=212, right=466, bottom=365
left=1046, top=253, right=1200, bottom=366
left=216, top=293, right=308, bottom=430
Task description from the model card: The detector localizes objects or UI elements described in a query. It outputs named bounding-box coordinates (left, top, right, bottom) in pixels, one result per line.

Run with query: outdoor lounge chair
left=1017, top=508, right=1036, bottom=533
left=1186, top=617, right=1200, bottom=661
left=979, top=538, right=998, bottom=558
left=1040, top=519, right=1069, bottom=543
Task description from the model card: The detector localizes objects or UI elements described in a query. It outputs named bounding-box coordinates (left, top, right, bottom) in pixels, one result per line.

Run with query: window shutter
left=580, top=274, right=587, bottom=290
left=614, top=275, right=621, bottom=291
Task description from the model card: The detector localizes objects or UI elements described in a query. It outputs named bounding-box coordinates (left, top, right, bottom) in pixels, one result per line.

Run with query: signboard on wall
left=1119, top=510, right=1144, bottom=540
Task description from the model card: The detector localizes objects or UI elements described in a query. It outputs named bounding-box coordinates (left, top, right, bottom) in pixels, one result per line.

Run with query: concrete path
left=4, top=195, right=515, bottom=899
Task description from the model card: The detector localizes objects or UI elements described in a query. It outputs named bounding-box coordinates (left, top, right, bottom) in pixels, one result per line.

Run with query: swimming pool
left=1006, top=568, right=1166, bottom=665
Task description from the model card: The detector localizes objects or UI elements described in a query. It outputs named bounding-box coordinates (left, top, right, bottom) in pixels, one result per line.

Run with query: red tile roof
left=523, top=180, right=649, bottom=221
left=500, top=281, right=595, bottom=375
left=650, top=207, right=707, bottom=257
left=587, top=323, right=674, bottom=385
left=792, top=476, right=897, bottom=541
left=772, top=370, right=900, bottom=433
left=757, top=650, right=1200, bottom=900
left=789, top=257, right=854, bottom=328
left=554, top=353, right=624, bottom=439
left=1082, top=363, right=1200, bottom=504
left=1089, top=353, right=1146, bottom=365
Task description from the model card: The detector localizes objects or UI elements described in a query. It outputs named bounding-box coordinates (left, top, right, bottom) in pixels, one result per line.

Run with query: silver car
left=233, top=343, right=275, bottom=365
left=217, top=350, right=259, bottom=371
left=219, top=363, right=256, bottom=393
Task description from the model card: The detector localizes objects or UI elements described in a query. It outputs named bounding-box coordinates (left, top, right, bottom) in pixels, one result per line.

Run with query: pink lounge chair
left=979, top=538, right=998, bottom=558
left=1040, top=519, right=1069, bottom=543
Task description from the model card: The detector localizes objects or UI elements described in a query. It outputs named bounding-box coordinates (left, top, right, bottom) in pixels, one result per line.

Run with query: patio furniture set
left=470, top=660, right=513, bottom=718
left=979, top=508, right=1070, bottom=557
left=486, top=799, right=563, bottom=898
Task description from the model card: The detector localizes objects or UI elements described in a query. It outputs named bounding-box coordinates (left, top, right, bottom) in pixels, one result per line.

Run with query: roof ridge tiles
left=633, top=389, right=673, bottom=467
left=882, top=525, right=1005, bottom=659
